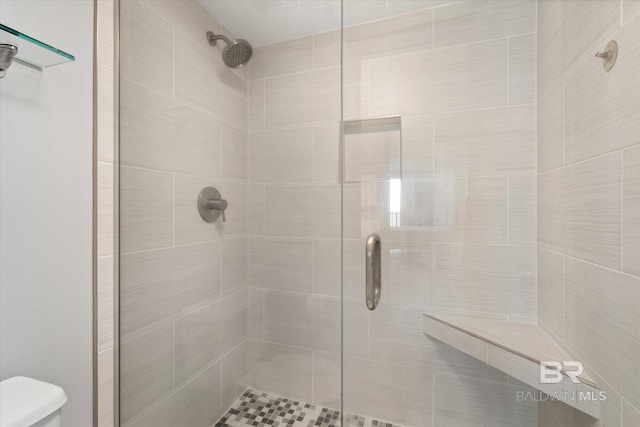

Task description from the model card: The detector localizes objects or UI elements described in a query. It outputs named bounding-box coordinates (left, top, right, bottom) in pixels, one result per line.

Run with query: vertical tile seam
left=507, top=176, right=511, bottom=245
left=506, top=36, right=510, bottom=106
left=621, top=152, right=624, bottom=272
left=562, top=82, right=565, bottom=167
left=172, top=25, right=176, bottom=101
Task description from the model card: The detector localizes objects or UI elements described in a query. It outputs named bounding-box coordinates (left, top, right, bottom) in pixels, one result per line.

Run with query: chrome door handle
left=365, top=233, right=381, bottom=310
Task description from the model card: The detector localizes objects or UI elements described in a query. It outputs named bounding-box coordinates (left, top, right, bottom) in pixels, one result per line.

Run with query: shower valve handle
left=206, top=199, right=228, bottom=222
left=197, top=187, right=228, bottom=223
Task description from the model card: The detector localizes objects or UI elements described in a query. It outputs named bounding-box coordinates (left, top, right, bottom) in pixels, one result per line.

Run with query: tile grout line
left=621, top=152, right=624, bottom=272
left=506, top=37, right=510, bottom=106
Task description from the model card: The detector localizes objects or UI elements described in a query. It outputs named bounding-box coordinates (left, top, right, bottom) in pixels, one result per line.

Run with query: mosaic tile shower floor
left=215, top=389, right=401, bottom=427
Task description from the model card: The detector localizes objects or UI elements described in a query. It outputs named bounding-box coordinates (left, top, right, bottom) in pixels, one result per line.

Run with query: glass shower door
left=340, top=1, right=538, bottom=426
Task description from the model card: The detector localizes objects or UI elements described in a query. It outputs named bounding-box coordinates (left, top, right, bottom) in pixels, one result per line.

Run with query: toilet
left=0, top=376, right=67, bottom=427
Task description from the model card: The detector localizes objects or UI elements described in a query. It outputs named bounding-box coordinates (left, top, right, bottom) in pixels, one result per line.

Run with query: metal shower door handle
left=365, top=233, right=381, bottom=310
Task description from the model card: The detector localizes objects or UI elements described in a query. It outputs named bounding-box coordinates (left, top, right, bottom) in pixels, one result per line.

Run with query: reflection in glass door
left=340, top=1, right=539, bottom=426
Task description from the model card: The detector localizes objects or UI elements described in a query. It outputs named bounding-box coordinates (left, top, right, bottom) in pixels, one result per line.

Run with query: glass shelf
left=0, top=23, right=75, bottom=70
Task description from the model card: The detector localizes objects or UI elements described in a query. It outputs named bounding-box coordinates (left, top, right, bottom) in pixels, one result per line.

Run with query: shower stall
left=115, top=0, right=640, bottom=426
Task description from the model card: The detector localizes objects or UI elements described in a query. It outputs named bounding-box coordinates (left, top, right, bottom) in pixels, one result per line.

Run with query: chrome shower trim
left=0, top=44, right=18, bottom=78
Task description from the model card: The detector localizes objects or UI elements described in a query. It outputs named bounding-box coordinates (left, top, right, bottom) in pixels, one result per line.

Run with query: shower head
left=0, top=44, right=18, bottom=78
left=206, top=31, right=253, bottom=69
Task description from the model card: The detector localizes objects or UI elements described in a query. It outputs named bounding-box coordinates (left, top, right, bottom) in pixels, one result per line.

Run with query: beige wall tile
left=624, top=399, right=640, bottom=427
left=434, top=0, right=536, bottom=48
left=387, top=241, right=433, bottom=301
left=120, top=324, right=174, bottom=424
left=313, top=124, right=340, bottom=183
left=220, top=341, right=249, bottom=410
left=141, top=0, right=222, bottom=55
left=537, top=83, right=564, bottom=173
left=263, top=291, right=340, bottom=352
left=537, top=0, right=563, bottom=100
left=120, top=166, right=173, bottom=253
left=509, top=33, right=536, bottom=106
left=129, top=360, right=222, bottom=427
left=509, top=175, right=537, bottom=246
left=433, top=373, right=537, bottom=427
left=433, top=244, right=537, bottom=317
left=343, top=61, right=371, bottom=121
left=96, top=35, right=114, bottom=163
left=344, top=125, right=402, bottom=183
left=537, top=399, right=598, bottom=427
left=537, top=401, right=564, bottom=427
left=247, top=339, right=313, bottom=402
left=367, top=177, right=509, bottom=245
left=98, top=162, right=114, bottom=257
left=221, top=124, right=247, bottom=181
left=369, top=39, right=508, bottom=117
left=98, top=256, right=114, bottom=352
left=264, top=184, right=340, bottom=238
left=624, top=0, right=640, bottom=22
left=313, top=30, right=340, bottom=70
left=120, top=79, right=221, bottom=178
left=537, top=248, right=564, bottom=340
left=248, top=128, right=313, bottom=183
left=120, top=242, right=221, bottom=341
left=623, top=145, right=640, bottom=276
left=120, top=0, right=174, bottom=97
left=539, top=153, right=622, bottom=268
left=538, top=168, right=564, bottom=253
left=174, top=289, right=247, bottom=387
left=342, top=9, right=434, bottom=64
left=248, top=237, right=313, bottom=292
left=370, top=305, right=437, bottom=370
left=313, top=239, right=341, bottom=296
left=248, top=80, right=265, bottom=132
left=564, top=11, right=640, bottom=164
left=434, top=105, right=536, bottom=177
left=562, top=152, right=622, bottom=269
left=247, top=184, right=265, bottom=235
left=222, top=237, right=247, bottom=295
left=565, top=257, right=640, bottom=407
left=97, top=348, right=114, bottom=427
left=432, top=341, right=507, bottom=383
left=402, top=115, right=434, bottom=180
left=312, top=351, right=340, bottom=409
left=175, top=30, right=247, bottom=130
left=247, top=287, right=264, bottom=340
left=264, top=67, right=340, bottom=128
left=343, top=357, right=433, bottom=426
left=249, top=36, right=313, bottom=80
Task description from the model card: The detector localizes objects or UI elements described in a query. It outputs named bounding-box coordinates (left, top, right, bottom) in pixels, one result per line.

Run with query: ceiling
left=196, top=0, right=455, bottom=47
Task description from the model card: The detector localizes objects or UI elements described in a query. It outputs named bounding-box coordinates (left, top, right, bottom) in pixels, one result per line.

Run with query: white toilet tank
left=0, top=376, right=67, bottom=427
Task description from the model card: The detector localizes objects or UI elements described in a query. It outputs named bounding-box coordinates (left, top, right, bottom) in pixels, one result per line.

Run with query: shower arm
left=207, top=32, right=232, bottom=47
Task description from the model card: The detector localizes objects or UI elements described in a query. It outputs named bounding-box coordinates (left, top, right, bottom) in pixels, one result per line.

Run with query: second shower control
left=197, top=187, right=228, bottom=223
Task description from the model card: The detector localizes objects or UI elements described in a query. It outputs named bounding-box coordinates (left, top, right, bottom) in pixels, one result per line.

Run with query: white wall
left=0, top=1, right=94, bottom=426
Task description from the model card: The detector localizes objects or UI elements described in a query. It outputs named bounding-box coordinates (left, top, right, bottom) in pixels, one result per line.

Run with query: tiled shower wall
left=536, top=1, right=640, bottom=426
left=117, top=0, right=249, bottom=425
left=247, top=1, right=539, bottom=425
left=97, top=0, right=115, bottom=425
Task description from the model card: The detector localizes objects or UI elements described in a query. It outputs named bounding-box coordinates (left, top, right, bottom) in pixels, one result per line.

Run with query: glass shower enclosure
left=118, top=0, right=539, bottom=426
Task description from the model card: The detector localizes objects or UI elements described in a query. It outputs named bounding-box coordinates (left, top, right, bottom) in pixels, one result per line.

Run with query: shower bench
left=423, top=312, right=601, bottom=419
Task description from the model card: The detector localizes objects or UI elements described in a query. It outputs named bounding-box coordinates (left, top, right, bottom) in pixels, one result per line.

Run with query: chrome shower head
left=0, top=44, right=18, bottom=78
left=206, top=31, right=253, bottom=69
